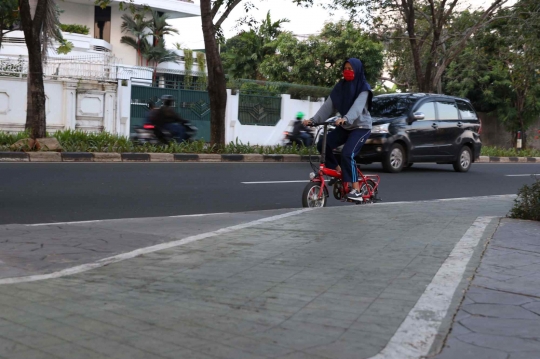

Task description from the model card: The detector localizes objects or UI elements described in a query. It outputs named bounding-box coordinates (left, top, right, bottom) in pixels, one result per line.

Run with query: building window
left=94, top=6, right=111, bottom=42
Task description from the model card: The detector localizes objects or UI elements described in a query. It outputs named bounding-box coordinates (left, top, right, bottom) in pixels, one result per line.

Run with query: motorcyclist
left=152, top=95, right=190, bottom=144
left=291, top=111, right=313, bottom=147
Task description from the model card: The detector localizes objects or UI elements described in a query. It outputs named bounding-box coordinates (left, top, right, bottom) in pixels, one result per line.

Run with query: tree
left=120, top=12, right=152, bottom=66
left=221, top=11, right=289, bottom=80
left=149, top=11, right=179, bottom=47
left=0, top=0, right=19, bottom=49
left=322, top=0, right=510, bottom=93
left=143, top=43, right=180, bottom=82
left=19, top=0, right=64, bottom=139
left=259, top=21, right=384, bottom=88
left=444, top=0, right=540, bottom=146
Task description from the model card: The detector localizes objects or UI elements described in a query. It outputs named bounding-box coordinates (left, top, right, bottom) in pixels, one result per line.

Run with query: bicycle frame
left=309, top=120, right=380, bottom=203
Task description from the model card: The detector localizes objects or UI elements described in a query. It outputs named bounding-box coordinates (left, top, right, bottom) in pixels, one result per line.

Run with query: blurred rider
left=153, top=95, right=189, bottom=143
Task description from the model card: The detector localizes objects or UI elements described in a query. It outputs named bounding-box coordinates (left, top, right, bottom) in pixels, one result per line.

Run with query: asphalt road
left=1, top=162, right=539, bottom=225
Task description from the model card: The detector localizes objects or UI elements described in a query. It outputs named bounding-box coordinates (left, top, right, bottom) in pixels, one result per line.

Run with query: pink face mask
left=343, top=69, right=355, bottom=81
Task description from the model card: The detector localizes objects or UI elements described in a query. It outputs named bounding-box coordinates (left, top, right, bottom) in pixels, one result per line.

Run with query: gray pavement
left=0, top=195, right=536, bottom=359
left=435, top=218, right=540, bottom=359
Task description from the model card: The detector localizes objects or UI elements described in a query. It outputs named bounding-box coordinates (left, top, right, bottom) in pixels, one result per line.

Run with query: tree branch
left=215, top=0, right=243, bottom=28
left=211, top=0, right=224, bottom=20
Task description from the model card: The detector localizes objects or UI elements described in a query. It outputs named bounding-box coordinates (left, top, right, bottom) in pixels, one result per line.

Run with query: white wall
left=58, top=2, right=95, bottom=37
left=0, top=76, right=129, bottom=136
left=0, top=78, right=64, bottom=133
left=225, top=91, right=325, bottom=146
left=111, top=6, right=138, bottom=66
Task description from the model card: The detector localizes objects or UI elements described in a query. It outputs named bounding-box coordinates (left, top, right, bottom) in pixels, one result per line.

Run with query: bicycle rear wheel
left=359, top=180, right=377, bottom=202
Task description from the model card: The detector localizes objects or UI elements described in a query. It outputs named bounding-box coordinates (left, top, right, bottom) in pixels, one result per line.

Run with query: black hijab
left=330, top=58, right=372, bottom=116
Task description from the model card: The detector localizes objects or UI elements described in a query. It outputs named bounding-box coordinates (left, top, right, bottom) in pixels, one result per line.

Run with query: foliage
left=227, top=78, right=331, bottom=100
left=324, top=0, right=509, bottom=92
left=196, top=52, right=207, bottom=90
left=59, top=24, right=90, bottom=35
left=481, top=146, right=540, bottom=157
left=0, top=130, right=318, bottom=155
left=0, top=0, right=19, bottom=49
left=259, top=21, right=384, bottom=88
left=444, top=0, right=540, bottom=140
left=184, top=48, right=194, bottom=89
left=120, top=9, right=180, bottom=79
left=508, top=177, right=540, bottom=221
left=221, top=11, right=289, bottom=80
left=120, top=11, right=152, bottom=66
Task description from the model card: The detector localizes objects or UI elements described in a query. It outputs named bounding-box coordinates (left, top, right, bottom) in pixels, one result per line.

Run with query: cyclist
left=303, top=58, right=373, bottom=202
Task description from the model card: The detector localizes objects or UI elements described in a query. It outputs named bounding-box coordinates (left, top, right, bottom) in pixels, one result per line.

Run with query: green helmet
left=296, top=111, right=305, bottom=120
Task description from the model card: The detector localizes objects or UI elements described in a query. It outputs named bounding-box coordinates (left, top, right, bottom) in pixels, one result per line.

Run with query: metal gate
left=130, top=85, right=211, bottom=142
left=238, top=93, right=282, bottom=126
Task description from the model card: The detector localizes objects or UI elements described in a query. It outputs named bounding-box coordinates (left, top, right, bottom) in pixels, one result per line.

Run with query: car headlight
left=372, top=123, right=390, bottom=134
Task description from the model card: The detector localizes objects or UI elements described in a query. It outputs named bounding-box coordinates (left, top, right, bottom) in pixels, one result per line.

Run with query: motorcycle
left=283, top=120, right=315, bottom=147
left=132, top=120, right=198, bottom=145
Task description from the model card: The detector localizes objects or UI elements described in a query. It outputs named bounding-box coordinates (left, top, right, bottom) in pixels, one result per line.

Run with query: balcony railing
left=0, top=54, right=154, bottom=81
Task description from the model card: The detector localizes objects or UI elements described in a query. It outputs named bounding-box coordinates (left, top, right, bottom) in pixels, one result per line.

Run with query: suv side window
left=436, top=100, right=459, bottom=120
left=456, top=100, right=477, bottom=120
left=416, top=102, right=436, bottom=121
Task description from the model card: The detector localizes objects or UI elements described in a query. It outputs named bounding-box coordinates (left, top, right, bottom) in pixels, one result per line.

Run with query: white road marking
left=242, top=180, right=318, bottom=184
left=368, top=216, right=497, bottom=359
left=1, top=208, right=313, bottom=285
left=26, top=213, right=231, bottom=227
left=505, top=174, right=540, bottom=177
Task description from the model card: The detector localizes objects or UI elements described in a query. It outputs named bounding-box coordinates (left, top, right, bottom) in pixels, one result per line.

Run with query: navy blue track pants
left=317, top=126, right=371, bottom=183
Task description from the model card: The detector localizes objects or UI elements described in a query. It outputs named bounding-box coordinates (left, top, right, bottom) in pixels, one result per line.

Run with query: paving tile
left=466, top=287, right=536, bottom=305
left=456, top=332, right=540, bottom=352
left=437, top=337, right=508, bottom=359
left=43, top=342, right=117, bottom=359
left=460, top=317, right=540, bottom=338
left=462, top=303, right=539, bottom=319
left=0, top=336, right=33, bottom=356
left=0, top=349, right=62, bottom=359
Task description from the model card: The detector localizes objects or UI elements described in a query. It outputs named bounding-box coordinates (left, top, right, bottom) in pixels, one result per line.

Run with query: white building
left=1, top=0, right=203, bottom=72
left=0, top=0, right=209, bottom=136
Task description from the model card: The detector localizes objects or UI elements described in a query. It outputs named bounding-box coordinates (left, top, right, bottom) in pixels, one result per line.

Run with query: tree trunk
left=200, top=0, right=227, bottom=145
left=19, top=0, right=47, bottom=139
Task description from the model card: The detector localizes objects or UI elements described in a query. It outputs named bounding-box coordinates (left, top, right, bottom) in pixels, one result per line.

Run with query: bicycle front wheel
left=302, top=182, right=327, bottom=208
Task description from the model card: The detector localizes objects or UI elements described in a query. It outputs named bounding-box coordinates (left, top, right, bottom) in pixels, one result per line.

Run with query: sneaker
left=347, top=189, right=363, bottom=202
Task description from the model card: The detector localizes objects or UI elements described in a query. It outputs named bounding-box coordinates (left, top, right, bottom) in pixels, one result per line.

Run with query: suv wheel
left=383, top=143, right=405, bottom=173
left=453, top=146, right=472, bottom=172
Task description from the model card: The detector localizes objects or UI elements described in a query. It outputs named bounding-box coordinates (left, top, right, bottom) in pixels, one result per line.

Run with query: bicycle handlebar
left=306, top=116, right=339, bottom=127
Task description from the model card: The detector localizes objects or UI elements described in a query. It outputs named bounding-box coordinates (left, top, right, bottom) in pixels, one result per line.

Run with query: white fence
left=225, top=90, right=325, bottom=146
left=0, top=55, right=154, bottom=82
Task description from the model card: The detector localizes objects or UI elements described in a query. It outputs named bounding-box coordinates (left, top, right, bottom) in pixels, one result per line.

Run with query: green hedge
left=59, top=24, right=90, bottom=35
left=228, top=79, right=331, bottom=101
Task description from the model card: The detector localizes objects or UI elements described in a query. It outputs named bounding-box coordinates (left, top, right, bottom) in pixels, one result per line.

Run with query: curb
left=0, top=152, right=537, bottom=163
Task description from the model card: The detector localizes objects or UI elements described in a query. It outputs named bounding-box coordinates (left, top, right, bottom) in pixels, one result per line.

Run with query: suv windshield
left=371, top=96, right=419, bottom=118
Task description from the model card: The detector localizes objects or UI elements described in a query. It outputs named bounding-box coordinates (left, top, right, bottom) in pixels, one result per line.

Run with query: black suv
left=353, top=93, right=482, bottom=173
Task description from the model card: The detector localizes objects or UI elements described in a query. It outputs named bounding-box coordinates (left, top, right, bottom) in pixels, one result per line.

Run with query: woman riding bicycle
left=303, top=58, right=373, bottom=202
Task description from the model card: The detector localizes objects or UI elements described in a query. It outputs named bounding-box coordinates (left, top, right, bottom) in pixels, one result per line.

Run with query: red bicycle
left=302, top=117, right=381, bottom=208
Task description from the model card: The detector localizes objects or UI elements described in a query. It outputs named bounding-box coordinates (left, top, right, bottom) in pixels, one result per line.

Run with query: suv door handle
left=457, top=122, right=464, bottom=127
left=431, top=123, right=438, bottom=129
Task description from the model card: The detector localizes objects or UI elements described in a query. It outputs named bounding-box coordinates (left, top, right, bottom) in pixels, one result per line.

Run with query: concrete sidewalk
left=0, top=195, right=536, bottom=359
